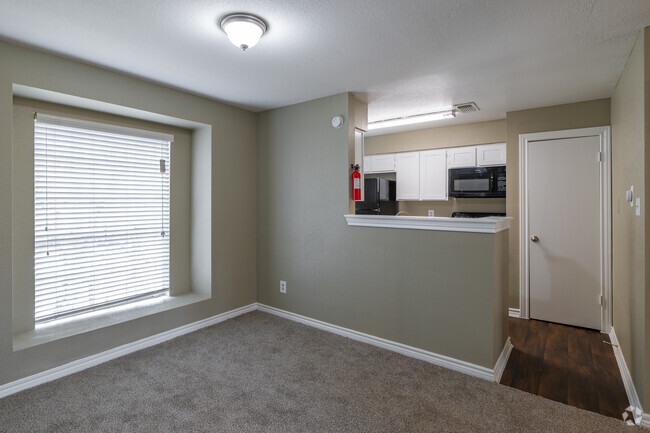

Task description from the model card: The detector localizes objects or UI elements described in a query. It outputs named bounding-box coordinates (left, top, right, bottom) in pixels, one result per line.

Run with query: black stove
left=451, top=212, right=506, bottom=218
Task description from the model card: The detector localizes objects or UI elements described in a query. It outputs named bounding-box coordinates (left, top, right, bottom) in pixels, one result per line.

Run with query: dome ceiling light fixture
left=220, top=13, right=267, bottom=52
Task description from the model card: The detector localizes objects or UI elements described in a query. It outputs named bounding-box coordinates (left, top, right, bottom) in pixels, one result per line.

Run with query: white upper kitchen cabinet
left=419, top=149, right=447, bottom=200
left=396, top=152, right=420, bottom=200
left=364, top=153, right=396, bottom=173
left=477, top=143, right=506, bottom=166
left=447, top=146, right=477, bottom=168
left=363, top=155, right=372, bottom=173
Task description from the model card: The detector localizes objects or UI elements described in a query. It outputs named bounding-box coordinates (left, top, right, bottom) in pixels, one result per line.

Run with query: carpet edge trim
left=256, top=303, right=495, bottom=381
left=493, top=337, right=513, bottom=384
left=609, top=326, right=645, bottom=426
left=0, top=303, right=257, bottom=399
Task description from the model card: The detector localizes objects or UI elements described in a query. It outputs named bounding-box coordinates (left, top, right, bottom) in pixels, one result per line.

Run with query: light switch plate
left=627, top=185, right=635, bottom=207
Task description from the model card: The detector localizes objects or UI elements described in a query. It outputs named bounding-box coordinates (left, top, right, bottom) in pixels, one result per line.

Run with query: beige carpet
left=0, top=311, right=636, bottom=432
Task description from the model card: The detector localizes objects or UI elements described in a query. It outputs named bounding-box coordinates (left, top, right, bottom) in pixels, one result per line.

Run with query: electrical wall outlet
left=280, top=280, right=287, bottom=293
left=428, top=210, right=435, bottom=217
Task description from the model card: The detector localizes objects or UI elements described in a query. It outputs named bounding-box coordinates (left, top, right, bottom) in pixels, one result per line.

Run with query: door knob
left=530, top=235, right=539, bottom=242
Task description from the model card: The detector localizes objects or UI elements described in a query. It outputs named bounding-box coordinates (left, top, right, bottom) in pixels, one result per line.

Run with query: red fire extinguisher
left=352, top=164, right=361, bottom=201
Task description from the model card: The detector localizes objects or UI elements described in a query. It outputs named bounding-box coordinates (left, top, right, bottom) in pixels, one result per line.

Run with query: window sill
left=13, top=292, right=210, bottom=352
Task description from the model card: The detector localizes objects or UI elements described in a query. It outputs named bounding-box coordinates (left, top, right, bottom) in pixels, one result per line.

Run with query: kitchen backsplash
left=398, top=198, right=506, bottom=217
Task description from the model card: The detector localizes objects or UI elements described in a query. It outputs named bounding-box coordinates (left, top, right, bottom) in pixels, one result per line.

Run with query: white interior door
left=528, top=135, right=602, bottom=330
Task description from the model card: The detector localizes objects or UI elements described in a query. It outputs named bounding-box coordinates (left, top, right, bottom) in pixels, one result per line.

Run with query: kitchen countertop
left=344, top=214, right=510, bottom=233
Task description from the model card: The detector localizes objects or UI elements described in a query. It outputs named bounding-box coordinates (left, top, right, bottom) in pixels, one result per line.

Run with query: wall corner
left=347, top=95, right=368, bottom=214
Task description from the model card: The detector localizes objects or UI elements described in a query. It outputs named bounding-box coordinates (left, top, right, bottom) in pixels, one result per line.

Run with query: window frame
left=10, top=95, right=209, bottom=347
left=33, top=113, right=174, bottom=323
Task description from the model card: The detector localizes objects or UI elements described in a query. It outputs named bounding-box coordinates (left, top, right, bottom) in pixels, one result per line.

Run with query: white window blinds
left=34, top=113, right=172, bottom=323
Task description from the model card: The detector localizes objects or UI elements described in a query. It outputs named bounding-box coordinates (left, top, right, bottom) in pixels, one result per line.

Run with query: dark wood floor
left=500, top=318, right=629, bottom=420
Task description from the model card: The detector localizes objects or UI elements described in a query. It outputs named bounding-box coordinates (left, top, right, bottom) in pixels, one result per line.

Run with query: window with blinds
left=34, top=113, right=172, bottom=323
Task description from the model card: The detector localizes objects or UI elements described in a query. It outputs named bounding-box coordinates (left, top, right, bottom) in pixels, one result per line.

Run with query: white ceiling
left=1, top=0, right=649, bottom=135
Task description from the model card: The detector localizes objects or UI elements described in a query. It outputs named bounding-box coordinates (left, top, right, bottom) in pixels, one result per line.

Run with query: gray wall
left=365, top=119, right=506, bottom=154
left=612, top=29, right=647, bottom=406
left=493, top=230, right=509, bottom=362
left=0, top=40, right=257, bottom=386
left=257, top=93, right=506, bottom=368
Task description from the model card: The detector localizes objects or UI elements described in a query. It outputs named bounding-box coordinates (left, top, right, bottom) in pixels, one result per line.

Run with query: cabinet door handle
left=530, top=235, right=539, bottom=242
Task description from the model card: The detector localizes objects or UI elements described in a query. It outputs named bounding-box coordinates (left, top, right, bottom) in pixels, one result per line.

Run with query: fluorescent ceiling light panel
left=368, top=110, right=456, bottom=130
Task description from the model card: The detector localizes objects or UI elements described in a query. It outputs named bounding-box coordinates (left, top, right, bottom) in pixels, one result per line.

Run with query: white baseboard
left=0, top=303, right=257, bottom=399
left=0, top=302, right=512, bottom=400
left=508, top=308, right=521, bottom=318
left=257, top=303, right=496, bottom=382
left=608, top=327, right=644, bottom=426
left=642, top=414, right=650, bottom=429
left=494, top=337, right=513, bottom=384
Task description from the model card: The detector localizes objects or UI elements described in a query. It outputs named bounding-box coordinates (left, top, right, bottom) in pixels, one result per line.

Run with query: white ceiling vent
left=453, top=102, right=480, bottom=113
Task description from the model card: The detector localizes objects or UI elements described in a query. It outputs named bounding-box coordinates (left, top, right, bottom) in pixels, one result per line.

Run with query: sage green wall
left=493, top=230, right=509, bottom=363
left=365, top=120, right=506, bottom=154
left=0, top=40, right=257, bottom=386
left=257, top=93, right=506, bottom=368
left=505, top=99, right=611, bottom=309
left=645, top=27, right=650, bottom=409
left=611, top=29, right=646, bottom=406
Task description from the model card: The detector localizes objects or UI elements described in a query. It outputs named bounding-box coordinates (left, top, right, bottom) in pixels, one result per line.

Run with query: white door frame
left=519, top=126, right=611, bottom=333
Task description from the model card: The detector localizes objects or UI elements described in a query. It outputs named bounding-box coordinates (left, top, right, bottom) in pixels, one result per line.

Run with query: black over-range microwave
left=448, top=166, right=506, bottom=198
